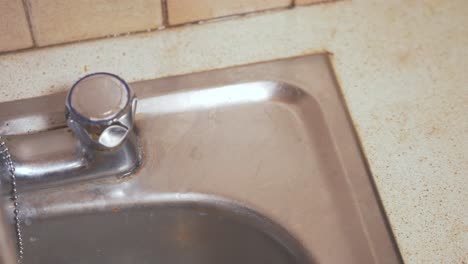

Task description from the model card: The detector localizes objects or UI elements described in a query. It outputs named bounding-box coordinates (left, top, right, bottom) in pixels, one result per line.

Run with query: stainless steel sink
left=0, top=54, right=402, bottom=263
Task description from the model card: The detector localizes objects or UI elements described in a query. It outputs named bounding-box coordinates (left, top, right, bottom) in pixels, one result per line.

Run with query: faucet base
left=1, top=128, right=141, bottom=193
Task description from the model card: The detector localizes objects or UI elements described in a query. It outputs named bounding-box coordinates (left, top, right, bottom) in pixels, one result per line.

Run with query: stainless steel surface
left=0, top=73, right=141, bottom=192
left=0, top=207, right=16, bottom=264
left=0, top=54, right=402, bottom=263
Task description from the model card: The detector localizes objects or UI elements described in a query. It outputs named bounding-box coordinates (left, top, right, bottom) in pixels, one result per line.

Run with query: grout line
left=0, top=27, right=164, bottom=56
left=21, top=0, right=37, bottom=47
left=165, top=5, right=293, bottom=27
left=161, top=0, right=170, bottom=27
left=294, top=0, right=346, bottom=7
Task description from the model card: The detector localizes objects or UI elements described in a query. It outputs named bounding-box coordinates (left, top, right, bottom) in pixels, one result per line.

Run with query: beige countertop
left=0, top=0, right=466, bottom=263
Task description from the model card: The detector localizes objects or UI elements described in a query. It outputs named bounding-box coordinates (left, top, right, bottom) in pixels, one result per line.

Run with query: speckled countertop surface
left=0, top=0, right=467, bottom=263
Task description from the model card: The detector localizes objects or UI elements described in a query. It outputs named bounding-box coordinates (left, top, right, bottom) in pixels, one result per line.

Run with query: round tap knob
left=66, top=72, right=137, bottom=150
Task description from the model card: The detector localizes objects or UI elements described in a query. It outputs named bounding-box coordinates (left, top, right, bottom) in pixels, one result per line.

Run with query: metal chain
left=0, top=136, right=24, bottom=263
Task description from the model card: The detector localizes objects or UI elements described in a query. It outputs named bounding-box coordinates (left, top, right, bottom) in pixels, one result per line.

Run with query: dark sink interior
left=22, top=197, right=313, bottom=264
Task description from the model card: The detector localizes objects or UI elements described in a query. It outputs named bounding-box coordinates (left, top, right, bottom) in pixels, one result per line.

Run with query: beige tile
left=167, top=0, right=291, bottom=25
left=295, top=0, right=336, bottom=5
left=27, top=0, right=163, bottom=46
left=0, top=0, right=33, bottom=52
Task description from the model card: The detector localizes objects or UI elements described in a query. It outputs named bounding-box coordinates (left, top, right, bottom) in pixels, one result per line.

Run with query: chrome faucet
left=1, top=72, right=141, bottom=192
left=0, top=73, right=142, bottom=262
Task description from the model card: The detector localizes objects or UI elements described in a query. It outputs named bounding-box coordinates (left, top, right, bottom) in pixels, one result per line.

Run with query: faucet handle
left=66, top=72, right=137, bottom=150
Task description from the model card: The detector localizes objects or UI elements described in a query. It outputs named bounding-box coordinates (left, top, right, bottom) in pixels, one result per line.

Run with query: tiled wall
left=0, top=0, right=338, bottom=53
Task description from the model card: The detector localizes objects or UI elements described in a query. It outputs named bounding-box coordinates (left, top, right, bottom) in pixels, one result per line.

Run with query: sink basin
left=0, top=54, right=402, bottom=263
left=22, top=195, right=311, bottom=264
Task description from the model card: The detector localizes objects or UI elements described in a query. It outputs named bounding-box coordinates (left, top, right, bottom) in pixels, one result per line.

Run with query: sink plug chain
left=0, top=136, right=24, bottom=263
